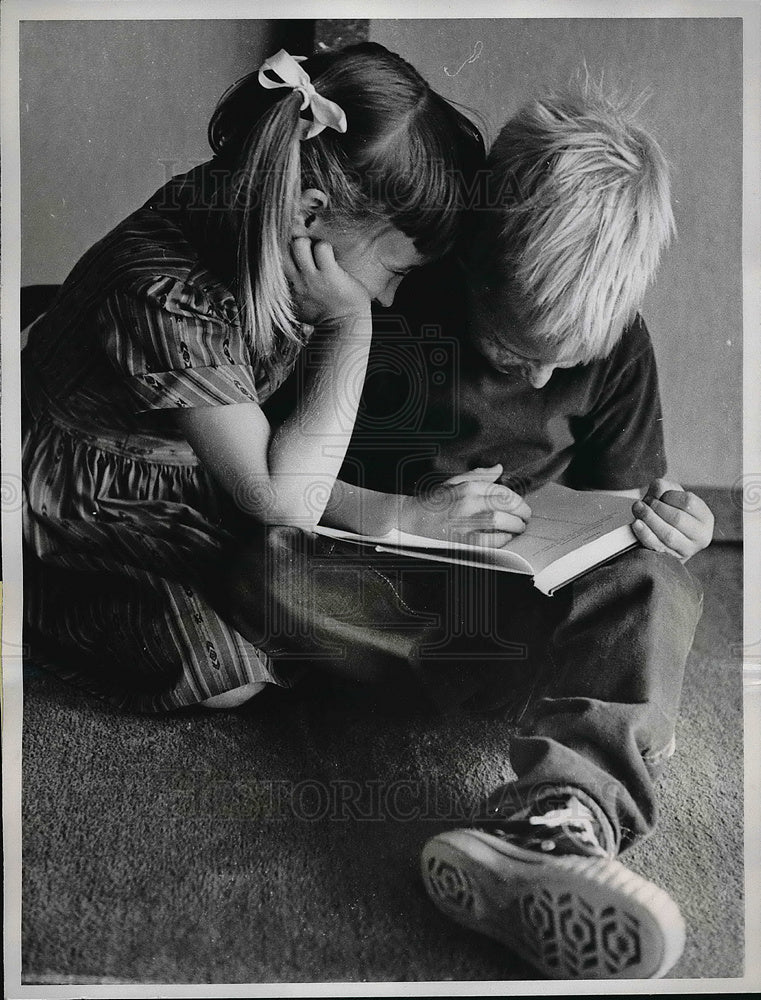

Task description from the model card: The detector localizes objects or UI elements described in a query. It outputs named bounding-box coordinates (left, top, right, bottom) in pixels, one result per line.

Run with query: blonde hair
left=208, top=43, right=484, bottom=360
left=470, top=80, right=675, bottom=362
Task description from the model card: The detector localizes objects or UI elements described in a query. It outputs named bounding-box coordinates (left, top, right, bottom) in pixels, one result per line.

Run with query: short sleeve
left=94, top=275, right=261, bottom=411
left=564, top=316, right=667, bottom=490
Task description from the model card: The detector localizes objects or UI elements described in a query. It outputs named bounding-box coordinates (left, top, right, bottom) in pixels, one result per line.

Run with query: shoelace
left=526, top=804, right=606, bottom=856
left=479, top=801, right=608, bottom=857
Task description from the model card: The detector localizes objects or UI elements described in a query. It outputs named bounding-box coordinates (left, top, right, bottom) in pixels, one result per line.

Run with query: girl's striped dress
left=22, top=163, right=305, bottom=712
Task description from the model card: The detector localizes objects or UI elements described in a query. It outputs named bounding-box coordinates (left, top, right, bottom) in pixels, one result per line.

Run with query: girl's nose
left=377, top=287, right=397, bottom=308
left=376, top=276, right=404, bottom=308
left=527, top=364, right=555, bottom=388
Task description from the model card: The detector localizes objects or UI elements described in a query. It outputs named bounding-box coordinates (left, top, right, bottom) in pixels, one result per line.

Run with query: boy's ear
left=293, top=189, right=329, bottom=237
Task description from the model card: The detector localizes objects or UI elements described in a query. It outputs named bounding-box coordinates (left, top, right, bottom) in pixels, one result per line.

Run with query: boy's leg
left=217, top=524, right=542, bottom=701
left=222, top=530, right=702, bottom=838
left=421, top=547, right=704, bottom=979
left=217, top=525, right=453, bottom=691
left=498, top=547, right=703, bottom=849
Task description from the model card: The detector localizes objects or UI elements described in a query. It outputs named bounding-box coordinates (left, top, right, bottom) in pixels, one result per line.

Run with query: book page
left=316, top=483, right=635, bottom=576
left=505, top=483, right=636, bottom=574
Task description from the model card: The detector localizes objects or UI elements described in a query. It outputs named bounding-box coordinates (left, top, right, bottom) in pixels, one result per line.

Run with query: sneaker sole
left=421, top=829, right=685, bottom=979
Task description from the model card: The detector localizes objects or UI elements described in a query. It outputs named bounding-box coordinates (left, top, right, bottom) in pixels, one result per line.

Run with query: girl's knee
left=201, top=681, right=267, bottom=710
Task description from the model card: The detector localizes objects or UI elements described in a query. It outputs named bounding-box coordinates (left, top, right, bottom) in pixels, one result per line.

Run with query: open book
left=314, top=483, right=639, bottom=596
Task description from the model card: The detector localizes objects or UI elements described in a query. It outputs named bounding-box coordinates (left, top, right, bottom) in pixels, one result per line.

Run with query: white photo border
left=2, top=1, right=759, bottom=997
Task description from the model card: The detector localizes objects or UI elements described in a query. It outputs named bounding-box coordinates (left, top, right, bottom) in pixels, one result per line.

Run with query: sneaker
left=421, top=794, right=685, bottom=979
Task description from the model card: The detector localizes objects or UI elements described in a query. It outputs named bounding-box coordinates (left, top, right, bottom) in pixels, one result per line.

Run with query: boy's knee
left=214, top=525, right=313, bottom=642
left=222, top=525, right=304, bottom=595
left=620, top=547, right=703, bottom=624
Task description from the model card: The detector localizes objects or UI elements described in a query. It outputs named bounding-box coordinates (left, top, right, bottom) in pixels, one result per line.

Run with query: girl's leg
left=24, top=553, right=292, bottom=713
left=201, top=682, right=267, bottom=709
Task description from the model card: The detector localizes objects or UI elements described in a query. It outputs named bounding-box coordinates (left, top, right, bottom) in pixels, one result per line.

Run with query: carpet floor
left=20, top=511, right=743, bottom=984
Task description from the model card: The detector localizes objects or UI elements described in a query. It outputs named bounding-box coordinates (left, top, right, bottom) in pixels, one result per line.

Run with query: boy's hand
left=632, top=478, right=714, bottom=562
left=400, top=464, right=531, bottom=548
left=286, top=237, right=370, bottom=328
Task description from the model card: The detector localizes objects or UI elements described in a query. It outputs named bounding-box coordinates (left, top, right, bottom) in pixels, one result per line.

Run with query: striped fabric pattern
left=22, top=166, right=304, bottom=711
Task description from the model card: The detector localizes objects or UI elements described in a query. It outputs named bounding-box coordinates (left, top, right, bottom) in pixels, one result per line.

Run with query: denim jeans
left=221, top=527, right=703, bottom=854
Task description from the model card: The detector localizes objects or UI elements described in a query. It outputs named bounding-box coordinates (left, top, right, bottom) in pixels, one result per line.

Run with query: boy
left=231, top=82, right=714, bottom=979
left=387, top=84, right=715, bottom=979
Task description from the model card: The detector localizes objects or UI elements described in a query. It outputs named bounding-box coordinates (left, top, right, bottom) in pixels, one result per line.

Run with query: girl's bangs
left=380, top=128, right=476, bottom=258
left=387, top=168, right=460, bottom=258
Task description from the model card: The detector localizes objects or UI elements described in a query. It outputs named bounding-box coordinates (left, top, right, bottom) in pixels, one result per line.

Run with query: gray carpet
left=20, top=494, right=743, bottom=984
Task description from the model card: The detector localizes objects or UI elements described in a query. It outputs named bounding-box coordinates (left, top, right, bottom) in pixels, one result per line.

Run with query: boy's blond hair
left=470, top=81, right=675, bottom=363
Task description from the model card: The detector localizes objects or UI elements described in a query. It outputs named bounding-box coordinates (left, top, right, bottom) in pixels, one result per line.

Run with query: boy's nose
left=527, top=364, right=555, bottom=388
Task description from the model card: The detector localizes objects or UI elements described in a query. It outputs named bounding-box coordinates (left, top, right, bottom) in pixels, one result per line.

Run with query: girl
left=23, top=43, right=530, bottom=713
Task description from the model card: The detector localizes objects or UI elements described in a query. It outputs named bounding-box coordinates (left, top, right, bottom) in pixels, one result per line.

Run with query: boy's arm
left=564, top=316, right=666, bottom=493
left=598, top=481, right=714, bottom=562
left=571, top=318, right=713, bottom=561
left=629, top=478, right=714, bottom=563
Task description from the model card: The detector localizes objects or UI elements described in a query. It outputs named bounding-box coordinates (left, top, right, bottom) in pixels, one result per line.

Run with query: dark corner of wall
left=314, top=20, right=370, bottom=52
left=273, top=20, right=371, bottom=56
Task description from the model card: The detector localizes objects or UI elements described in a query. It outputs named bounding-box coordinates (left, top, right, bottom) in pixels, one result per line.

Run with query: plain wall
left=371, top=18, right=742, bottom=488
left=20, top=19, right=311, bottom=286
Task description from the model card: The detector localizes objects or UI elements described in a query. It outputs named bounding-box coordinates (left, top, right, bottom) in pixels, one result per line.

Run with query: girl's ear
left=293, top=188, right=329, bottom=236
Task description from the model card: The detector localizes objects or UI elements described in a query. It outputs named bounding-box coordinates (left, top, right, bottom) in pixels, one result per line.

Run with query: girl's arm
left=321, top=466, right=532, bottom=546
left=177, top=240, right=373, bottom=529
left=175, top=399, right=340, bottom=528
left=176, top=320, right=372, bottom=528
left=178, top=396, right=530, bottom=542
left=177, top=238, right=530, bottom=540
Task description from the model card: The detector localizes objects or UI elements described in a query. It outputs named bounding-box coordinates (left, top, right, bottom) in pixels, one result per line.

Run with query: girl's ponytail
left=231, top=93, right=304, bottom=357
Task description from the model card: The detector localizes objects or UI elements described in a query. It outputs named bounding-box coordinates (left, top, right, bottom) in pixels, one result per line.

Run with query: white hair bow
left=257, top=49, right=348, bottom=140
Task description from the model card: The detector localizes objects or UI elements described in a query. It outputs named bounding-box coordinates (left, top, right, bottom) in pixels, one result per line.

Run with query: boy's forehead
left=466, top=292, right=583, bottom=366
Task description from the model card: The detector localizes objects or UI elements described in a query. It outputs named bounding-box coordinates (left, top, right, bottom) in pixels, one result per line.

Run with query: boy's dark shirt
left=329, top=258, right=667, bottom=497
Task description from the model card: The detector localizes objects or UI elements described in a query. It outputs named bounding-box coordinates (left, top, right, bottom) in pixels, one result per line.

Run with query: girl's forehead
left=369, top=225, right=429, bottom=266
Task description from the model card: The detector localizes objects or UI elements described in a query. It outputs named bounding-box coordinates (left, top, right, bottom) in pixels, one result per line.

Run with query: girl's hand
left=399, top=464, right=531, bottom=548
left=632, top=478, right=714, bottom=562
left=286, top=237, right=371, bottom=327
